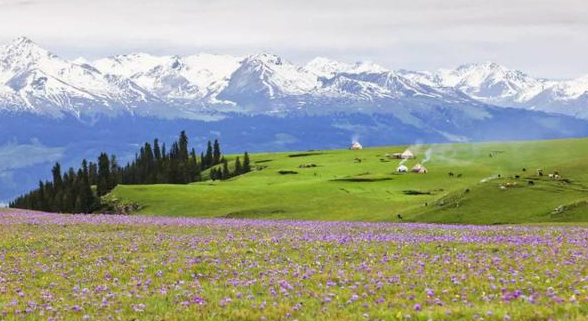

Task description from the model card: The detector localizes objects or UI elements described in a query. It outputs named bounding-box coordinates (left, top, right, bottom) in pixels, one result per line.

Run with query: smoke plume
left=421, top=148, right=433, bottom=164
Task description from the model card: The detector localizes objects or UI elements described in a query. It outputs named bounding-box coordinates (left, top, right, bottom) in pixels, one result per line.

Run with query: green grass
left=107, top=137, right=588, bottom=224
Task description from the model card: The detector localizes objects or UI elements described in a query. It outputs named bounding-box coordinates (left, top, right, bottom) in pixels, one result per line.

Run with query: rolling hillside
left=106, top=138, right=588, bottom=224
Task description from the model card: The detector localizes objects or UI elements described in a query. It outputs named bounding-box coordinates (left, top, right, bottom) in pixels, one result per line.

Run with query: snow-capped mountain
left=522, top=76, right=588, bottom=118
left=304, top=57, right=387, bottom=78
left=0, top=37, right=173, bottom=117
left=89, top=49, right=476, bottom=115
left=1, top=37, right=588, bottom=120
left=402, top=62, right=588, bottom=118
left=94, top=53, right=242, bottom=102
left=436, top=62, right=547, bottom=106
left=216, top=53, right=318, bottom=109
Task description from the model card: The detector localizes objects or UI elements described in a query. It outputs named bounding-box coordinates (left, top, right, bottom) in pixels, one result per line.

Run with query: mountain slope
left=1, top=37, right=587, bottom=121
left=402, top=62, right=588, bottom=118
left=106, top=137, right=588, bottom=224
left=94, top=53, right=243, bottom=102
left=436, top=62, right=547, bottom=106
left=215, top=53, right=319, bottom=110
left=0, top=37, right=172, bottom=117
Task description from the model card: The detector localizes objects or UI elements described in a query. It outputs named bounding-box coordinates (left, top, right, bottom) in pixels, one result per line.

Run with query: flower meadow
left=1, top=211, right=587, bottom=321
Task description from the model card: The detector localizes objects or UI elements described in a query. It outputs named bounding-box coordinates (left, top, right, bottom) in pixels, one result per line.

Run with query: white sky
left=0, top=0, right=587, bottom=78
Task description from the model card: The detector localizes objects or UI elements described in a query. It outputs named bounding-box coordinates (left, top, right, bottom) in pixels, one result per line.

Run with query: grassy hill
left=106, top=138, right=588, bottom=224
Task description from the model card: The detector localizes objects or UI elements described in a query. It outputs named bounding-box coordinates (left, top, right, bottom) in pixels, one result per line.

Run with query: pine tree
left=222, top=159, right=230, bottom=179
left=205, top=141, right=213, bottom=168
left=80, top=160, right=94, bottom=213
left=153, top=139, right=162, bottom=161
left=143, top=143, right=155, bottom=183
left=243, top=152, right=251, bottom=173
left=109, top=155, right=119, bottom=190
left=97, top=153, right=111, bottom=197
left=179, top=131, right=189, bottom=161
left=38, top=181, right=46, bottom=210
left=234, top=157, right=242, bottom=175
left=52, top=163, right=62, bottom=190
left=213, top=139, right=221, bottom=165
left=88, top=162, right=98, bottom=185
left=190, top=148, right=201, bottom=181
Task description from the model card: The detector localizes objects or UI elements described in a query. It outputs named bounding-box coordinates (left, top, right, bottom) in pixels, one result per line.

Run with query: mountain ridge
left=1, top=37, right=587, bottom=119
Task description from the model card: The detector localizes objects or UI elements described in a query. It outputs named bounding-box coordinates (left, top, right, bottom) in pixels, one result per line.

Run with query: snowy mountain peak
left=305, top=57, right=352, bottom=78
left=244, top=53, right=288, bottom=66
left=0, top=37, right=587, bottom=120
left=218, top=53, right=318, bottom=103
left=72, top=57, right=89, bottom=65
left=305, top=58, right=388, bottom=78
left=8, top=36, right=36, bottom=49
left=350, top=60, right=388, bottom=74
left=2, top=37, right=54, bottom=60
left=0, top=37, right=61, bottom=84
left=432, top=62, right=546, bottom=106
left=10, top=36, right=34, bottom=47
left=456, top=61, right=502, bottom=71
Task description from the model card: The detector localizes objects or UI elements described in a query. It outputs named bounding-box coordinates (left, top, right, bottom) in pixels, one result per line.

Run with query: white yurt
left=411, top=163, right=427, bottom=173
left=397, top=165, right=408, bottom=172
left=401, top=149, right=415, bottom=159
left=350, top=142, right=363, bottom=150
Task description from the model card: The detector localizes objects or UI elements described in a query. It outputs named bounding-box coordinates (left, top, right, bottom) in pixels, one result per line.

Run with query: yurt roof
left=411, top=163, right=423, bottom=170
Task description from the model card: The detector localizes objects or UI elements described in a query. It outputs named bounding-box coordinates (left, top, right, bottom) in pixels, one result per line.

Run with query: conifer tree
left=222, top=159, right=230, bottom=179
left=179, top=131, right=189, bottom=160
left=234, top=157, right=242, bottom=175
left=213, top=139, right=221, bottom=165
left=52, top=163, right=62, bottom=190
left=205, top=141, right=213, bottom=168
left=97, top=153, right=111, bottom=197
left=243, top=152, right=251, bottom=173
left=88, top=162, right=98, bottom=185
left=153, top=139, right=162, bottom=160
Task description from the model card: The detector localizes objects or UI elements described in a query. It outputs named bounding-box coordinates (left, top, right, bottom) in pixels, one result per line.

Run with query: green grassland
left=106, top=137, right=588, bottom=224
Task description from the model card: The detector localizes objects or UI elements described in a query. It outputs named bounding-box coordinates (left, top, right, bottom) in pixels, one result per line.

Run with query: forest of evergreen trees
left=9, top=131, right=251, bottom=213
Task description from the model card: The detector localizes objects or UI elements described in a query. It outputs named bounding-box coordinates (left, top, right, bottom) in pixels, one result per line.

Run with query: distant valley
left=2, top=37, right=588, bottom=202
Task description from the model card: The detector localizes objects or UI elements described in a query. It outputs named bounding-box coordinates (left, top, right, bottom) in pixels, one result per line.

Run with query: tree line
left=9, top=131, right=251, bottom=213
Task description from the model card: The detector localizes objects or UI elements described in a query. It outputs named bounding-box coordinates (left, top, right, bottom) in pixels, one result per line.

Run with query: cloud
left=0, top=0, right=33, bottom=7
left=0, top=0, right=587, bottom=78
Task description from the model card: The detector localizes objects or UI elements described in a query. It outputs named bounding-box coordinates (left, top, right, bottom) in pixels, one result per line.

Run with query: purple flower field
left=1, top=210, right=587, bottom=320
